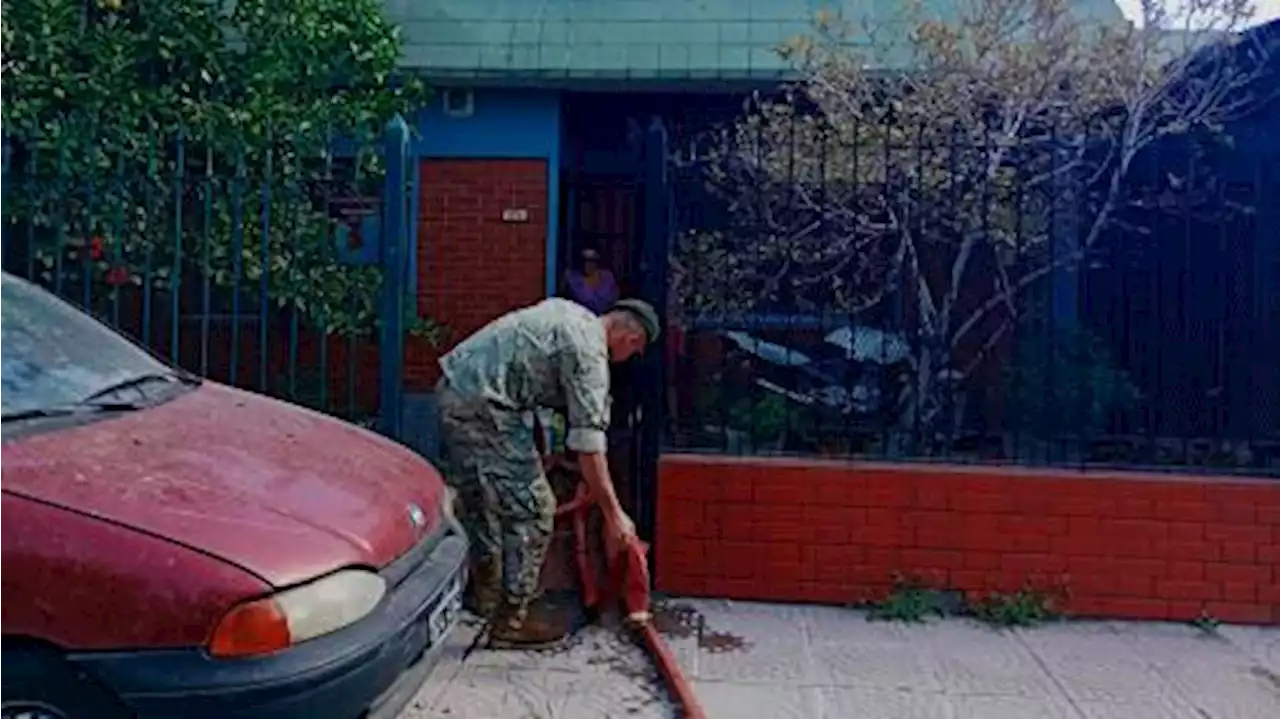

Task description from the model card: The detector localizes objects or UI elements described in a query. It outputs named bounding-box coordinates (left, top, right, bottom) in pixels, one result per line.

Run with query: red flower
left=105, top=266, right=129, bottom=286
left=89, top=236, right=105, bottom=261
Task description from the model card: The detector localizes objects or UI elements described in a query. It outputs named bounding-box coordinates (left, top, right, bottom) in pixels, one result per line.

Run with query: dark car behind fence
left=2, top=117, right=418, bottom=443
left=661, top=98, right=1280, bottom=477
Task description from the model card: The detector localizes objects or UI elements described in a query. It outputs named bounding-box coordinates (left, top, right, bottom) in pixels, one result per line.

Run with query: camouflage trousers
left=437, top=382, right=556, bottom=609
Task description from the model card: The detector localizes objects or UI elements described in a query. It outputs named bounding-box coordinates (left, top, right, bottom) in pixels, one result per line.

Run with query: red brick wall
left=656, top=455, right=1280, bottom=625
left=408, top=159, right=549, bottom=389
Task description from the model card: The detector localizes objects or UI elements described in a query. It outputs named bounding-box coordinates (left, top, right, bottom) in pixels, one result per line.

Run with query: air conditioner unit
left=442, top=88, right=475, bottom=117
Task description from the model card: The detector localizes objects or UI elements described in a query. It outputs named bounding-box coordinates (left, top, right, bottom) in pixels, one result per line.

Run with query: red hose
left=553, top=486, right=707, bottom=719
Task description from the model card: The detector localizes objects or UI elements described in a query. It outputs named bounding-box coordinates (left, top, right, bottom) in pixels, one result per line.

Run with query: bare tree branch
left=673, top=0, right=1269, bottom=443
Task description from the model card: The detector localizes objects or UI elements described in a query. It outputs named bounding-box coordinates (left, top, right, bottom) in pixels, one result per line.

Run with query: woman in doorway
left=562, top=246, right=620, bottom=316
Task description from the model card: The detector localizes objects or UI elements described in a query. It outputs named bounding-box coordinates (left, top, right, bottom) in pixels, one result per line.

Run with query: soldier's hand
left=604, top=509, right=638, bottom=557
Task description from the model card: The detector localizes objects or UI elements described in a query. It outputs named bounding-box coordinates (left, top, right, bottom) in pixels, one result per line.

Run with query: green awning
left=386, top=0, right=1125, bottom=83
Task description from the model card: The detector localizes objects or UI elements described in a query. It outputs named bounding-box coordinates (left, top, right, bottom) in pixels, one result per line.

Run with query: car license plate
left=427, top=577, right=463, bottom=644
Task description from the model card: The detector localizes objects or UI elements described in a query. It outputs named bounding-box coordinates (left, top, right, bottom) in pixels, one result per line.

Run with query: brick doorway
left=409, top=158, right=549, bottom=389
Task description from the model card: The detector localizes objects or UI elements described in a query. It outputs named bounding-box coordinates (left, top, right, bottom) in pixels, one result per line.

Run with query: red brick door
left=409, top=159, right=548, bottom=389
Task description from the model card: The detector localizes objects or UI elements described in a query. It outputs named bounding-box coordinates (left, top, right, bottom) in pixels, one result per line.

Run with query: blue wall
left=410, top=88, right=563, bottom=296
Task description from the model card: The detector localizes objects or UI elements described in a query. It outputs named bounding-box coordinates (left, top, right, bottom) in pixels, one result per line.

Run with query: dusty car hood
left=2, top=383, right=447, bottom=587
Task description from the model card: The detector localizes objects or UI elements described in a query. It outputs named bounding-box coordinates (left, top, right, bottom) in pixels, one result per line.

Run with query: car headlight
left=208, top=569, right=386, bottom=658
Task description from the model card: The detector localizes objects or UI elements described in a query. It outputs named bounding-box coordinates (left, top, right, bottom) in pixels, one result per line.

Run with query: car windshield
left=1, top=274, right=176, bottom=418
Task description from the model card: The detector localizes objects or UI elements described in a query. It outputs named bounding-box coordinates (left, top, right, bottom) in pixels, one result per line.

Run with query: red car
left=0, top=273, right=468, bottom=719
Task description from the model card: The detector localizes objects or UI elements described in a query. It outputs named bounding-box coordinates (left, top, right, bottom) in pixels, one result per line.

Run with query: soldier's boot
left=487, top=596, right=574, bottom=650
left=463, top=555, right=502, bottom=618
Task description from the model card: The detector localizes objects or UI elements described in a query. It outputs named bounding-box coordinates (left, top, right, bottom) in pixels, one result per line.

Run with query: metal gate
left=557, top=116, right=671, bottom=543
left=2, top=117, right=416, bottom=445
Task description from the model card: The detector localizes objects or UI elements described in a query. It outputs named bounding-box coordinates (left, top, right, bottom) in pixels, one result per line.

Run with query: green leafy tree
left=2, top=0, right=437, bottom=338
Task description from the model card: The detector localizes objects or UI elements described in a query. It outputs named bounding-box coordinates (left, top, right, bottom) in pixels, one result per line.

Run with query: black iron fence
left=661, top=102, right=1280, bottom=476
left=2, top=118, right=422, bottom=440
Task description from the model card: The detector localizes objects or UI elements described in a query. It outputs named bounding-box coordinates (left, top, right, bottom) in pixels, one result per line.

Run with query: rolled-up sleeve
left=560, top=341, right=611, bottom=454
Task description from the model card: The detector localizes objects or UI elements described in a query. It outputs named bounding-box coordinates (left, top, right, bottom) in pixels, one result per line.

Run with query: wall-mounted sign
left=328, top=195, right=381, bottom=265
left=502, top=208, right=530, bottom=223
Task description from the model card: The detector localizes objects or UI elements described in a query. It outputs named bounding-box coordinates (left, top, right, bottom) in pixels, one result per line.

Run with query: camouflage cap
left=610, top=298, right=661, bottom=344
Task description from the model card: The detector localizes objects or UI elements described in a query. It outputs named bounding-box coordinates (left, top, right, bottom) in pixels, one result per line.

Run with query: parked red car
left=0, top=272, right=468, bottom=719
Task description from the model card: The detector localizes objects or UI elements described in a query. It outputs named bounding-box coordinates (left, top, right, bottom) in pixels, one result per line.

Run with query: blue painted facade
left=382, top=89, right=565, bottom=459
left=410, top=88, right=563, bottom=296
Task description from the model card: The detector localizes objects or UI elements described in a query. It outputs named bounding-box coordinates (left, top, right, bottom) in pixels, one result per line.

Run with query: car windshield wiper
left=1, top=401, right=143, bottom=424
left=78, top=371, right=201, bottom=405
left=1, top=373, right=202, bottom=425
left=1, top=407, right=80, bottom=423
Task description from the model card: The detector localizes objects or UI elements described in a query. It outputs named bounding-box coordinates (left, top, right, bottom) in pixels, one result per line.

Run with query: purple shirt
left=565, top=270, right=619, bottom=315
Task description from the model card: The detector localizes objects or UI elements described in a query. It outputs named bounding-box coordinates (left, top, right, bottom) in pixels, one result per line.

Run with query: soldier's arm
left=560, top=343, right=627, bottom=524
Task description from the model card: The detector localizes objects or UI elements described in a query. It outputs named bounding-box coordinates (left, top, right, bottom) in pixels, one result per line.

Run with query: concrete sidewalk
left=403, top=599, right=1280, bottom=718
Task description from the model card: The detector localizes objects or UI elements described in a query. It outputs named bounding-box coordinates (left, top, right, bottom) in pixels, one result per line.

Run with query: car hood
left=1, top=383, right=447, bottom=587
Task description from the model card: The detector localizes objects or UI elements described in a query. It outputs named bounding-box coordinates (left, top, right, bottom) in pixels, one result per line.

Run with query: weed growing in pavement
left=967, top=587, right=1062, bottom=628
left=864, top=574, right=1067, bottom=629
left=866, top=574, right=954, bottom=622
left=1191, top=609, right=1222, bottom=637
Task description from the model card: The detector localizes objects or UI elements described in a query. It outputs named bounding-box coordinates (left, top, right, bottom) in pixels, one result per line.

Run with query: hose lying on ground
left=554, top=485, right=707, bottom=719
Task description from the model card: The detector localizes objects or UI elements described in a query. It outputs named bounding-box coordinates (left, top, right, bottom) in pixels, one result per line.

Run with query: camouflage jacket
left=438, top=298, right=611, bottom=453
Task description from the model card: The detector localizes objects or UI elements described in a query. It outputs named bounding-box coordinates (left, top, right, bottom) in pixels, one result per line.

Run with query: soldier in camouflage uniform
left=437, top=297, right=659, bottom=647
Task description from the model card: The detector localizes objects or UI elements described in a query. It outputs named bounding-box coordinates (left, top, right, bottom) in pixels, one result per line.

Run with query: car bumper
left=70, top=518, right=469, bottom=719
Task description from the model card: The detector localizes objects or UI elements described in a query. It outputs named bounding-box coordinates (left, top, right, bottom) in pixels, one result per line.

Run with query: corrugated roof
left=387, top=0, right=1126, bottom=82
